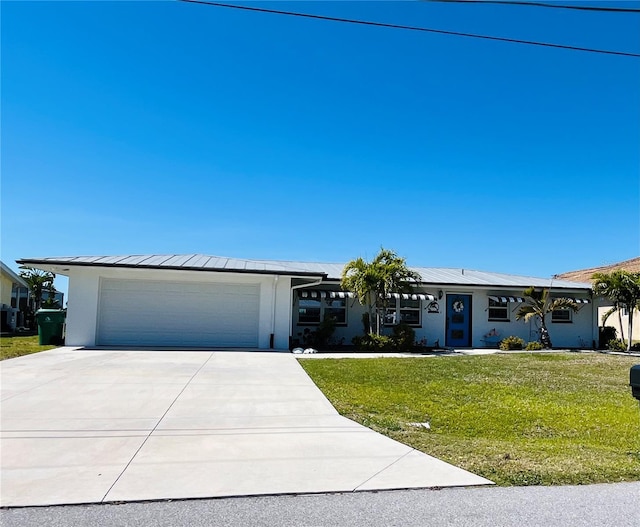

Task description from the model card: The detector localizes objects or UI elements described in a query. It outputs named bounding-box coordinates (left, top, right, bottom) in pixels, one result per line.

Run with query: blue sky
left=2, top=1, right=639, bottom=297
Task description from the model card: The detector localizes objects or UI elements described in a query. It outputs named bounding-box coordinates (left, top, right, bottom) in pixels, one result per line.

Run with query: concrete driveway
left=1, top=348, right=491, bottom=507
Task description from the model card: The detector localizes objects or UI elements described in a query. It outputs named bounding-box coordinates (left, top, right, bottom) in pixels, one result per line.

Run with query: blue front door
left=446, top=294, right=472, bottom=347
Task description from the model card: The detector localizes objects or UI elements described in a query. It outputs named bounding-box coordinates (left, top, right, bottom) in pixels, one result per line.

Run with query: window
left=400, top=298, right=420, bottom=325
left=298, top=296, right=347, bottom=325
left=552, top=309, right=572, bottom=323
left=384, top=297, right=421, bottom=327
left=325, top=297, right=347, bottom=324
left=488, top=298, right=509, bottom=321
left=298, top=298, right=321, bottom=324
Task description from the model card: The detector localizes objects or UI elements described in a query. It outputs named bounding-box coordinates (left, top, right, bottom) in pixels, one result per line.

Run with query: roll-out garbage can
left=631, top=365, right=640, bottom=401
left=35, top=309, right=66, bottom=345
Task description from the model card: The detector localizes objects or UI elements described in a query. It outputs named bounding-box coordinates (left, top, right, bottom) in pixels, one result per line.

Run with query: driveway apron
left=1, top=349, right=491, bottom=507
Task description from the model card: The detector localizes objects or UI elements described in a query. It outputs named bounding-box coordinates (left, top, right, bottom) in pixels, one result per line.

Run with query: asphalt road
left=2, top=482, right=639, bottom=527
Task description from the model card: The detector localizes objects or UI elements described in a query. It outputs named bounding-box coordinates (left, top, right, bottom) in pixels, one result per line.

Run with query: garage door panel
left=97, top=279, right=260, bottom=347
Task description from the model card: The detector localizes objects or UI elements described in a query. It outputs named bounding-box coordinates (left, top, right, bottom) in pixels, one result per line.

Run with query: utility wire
left=178, top=0, right=640, bottom=58
left=424, top=0, right=640, bottom=14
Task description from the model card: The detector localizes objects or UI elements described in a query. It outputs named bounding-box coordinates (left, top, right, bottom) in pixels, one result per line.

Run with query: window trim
left=297, top=296, right=348, bottom=326
left=385, top=297, right=422, bottom=327
left=551, top=308, right=573, bottom=323
left=488, top=298, right=510, bottom=322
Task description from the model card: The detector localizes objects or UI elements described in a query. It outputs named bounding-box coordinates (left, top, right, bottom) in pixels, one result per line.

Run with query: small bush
left=392, top=323, right=416, bottom=352
left=607, top=338, right=627, bottom=352
left=300, top=315, right=337, bottom=349
left=352, top=333, right=394, bottom=351
left=525, top=341, right=544, bottom=351
left=598, top=326, right=617, bottom=349
left=499, top=336, right=525, bottom=351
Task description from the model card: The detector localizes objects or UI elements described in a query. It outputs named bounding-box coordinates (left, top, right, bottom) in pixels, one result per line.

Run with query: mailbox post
left=631, top=365, right=640, bottom=401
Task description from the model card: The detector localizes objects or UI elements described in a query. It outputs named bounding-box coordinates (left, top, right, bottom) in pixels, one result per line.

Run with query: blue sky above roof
left=2, top=1, right=638, bottom=300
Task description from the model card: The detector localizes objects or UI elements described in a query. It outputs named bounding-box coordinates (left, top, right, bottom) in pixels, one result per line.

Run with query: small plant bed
left=299, top=353, right=640, bottom=486
left=0, top=335, right=56, bottom=360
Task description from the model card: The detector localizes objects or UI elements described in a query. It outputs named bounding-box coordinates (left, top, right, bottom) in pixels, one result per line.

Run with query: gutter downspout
left=270, top=276, right=278, bottom=348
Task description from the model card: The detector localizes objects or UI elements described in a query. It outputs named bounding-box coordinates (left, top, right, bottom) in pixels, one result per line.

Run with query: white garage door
left=97, top=279, right=260, bottom=347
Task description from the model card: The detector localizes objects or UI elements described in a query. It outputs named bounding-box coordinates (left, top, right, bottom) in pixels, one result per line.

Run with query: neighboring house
left=0, top=261, right=30, bottom=332
left=556, top=256, right=640, bottom=344
left=16, top=254, right=595, bottom=350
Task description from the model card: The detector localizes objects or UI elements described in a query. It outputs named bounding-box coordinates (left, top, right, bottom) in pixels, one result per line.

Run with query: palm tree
left=592, top=270, right=640, bottom=352
left=341, top=248, right=421, bottom=335
left=19, top=267, right=56, bottom=312
left=340, top=256, right=377, bottom=334
left=515, top=287, right=579, bottom=348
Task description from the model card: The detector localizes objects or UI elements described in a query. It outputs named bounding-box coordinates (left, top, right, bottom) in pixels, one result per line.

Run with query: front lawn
left=0, top=335, right=56, bottom=360
left=300, top=353, right=640, bottom=486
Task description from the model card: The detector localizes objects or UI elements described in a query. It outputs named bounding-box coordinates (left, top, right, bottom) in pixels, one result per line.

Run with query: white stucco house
left=16, top=254, right=597, bottom=350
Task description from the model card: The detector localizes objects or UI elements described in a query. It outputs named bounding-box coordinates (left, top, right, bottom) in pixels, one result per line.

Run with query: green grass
left=0, top=335, right=56, bottom=360
left=300, top=353, right=640, bottom=486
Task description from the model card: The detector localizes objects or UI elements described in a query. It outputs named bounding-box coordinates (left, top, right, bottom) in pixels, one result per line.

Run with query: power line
left=424, top=0, right=640, bottom=14
left=178, top=0, right=640, bottom=58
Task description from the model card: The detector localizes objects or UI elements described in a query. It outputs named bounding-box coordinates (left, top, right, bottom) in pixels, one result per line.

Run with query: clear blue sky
left=2, top=1, right=639, bottom=298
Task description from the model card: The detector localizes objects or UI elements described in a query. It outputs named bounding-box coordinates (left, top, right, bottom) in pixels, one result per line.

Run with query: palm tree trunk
left=618, top=307, right=626, bottom=343
left=627, top=307, right=634, bottom=352
left=368, top=293, right=377, bottom=336
left=540, top=316, right=552, bottom=348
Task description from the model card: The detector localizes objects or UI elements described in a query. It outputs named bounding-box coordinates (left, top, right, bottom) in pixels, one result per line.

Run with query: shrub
left=598, top=326, right=617, bottom=349
left=525, top=341, right=544, bottom=351
left=352, top=333, right=394, bottom=351
left=392, top=323, right=416, bottom=352
left=301, top=315, right=337, bottom=349
left=499, top=336, right=525, bottom=351
left=607, top=338, right=627, bottom=352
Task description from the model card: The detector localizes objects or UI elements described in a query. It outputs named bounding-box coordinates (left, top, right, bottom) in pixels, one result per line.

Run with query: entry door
left=446, top=294, right=472, bottom=347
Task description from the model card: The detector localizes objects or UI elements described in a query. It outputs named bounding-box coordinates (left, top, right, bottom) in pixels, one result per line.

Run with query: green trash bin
left=35, top=309, right=66, bottom=345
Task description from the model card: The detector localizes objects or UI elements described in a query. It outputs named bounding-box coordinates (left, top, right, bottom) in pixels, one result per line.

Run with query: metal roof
left=16, top=254, right=592, bottom=290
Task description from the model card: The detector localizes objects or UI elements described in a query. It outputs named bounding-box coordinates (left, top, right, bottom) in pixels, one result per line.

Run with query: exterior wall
left=292, top=286, right=595, bottom=349
left=1, top=274, right=13, bottom=306
left=260, top=275, right=293, bottom=350
left=65, top=267, right=101, bottom=346
left=65, top=266, right=292, bottom=349
left=1, top=272, right=26, bottom=331
left=597, top=305, right=640, bottom=344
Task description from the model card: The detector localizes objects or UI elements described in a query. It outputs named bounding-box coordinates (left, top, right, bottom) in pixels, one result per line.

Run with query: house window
left=552, top=309, right=572, bottom=323
left=488, top=298, right=509, bottom=321
left=384, top=297, right=421, bottom=327
left=298, top=297, right=347, bottom=325
left=298, top=298, right=321, bottom=324
left=400, top=298, right=421, bottom=325
left=325, top=297, right=347, bottom=324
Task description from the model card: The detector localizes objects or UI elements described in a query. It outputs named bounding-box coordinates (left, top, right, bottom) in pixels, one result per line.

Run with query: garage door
left=97, top=279, right=260, bottom=347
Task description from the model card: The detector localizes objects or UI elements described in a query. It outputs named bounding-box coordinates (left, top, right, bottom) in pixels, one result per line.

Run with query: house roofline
left=15, top=258, right=328, bottom=279
left=1, top=261, right=29, bottom=289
